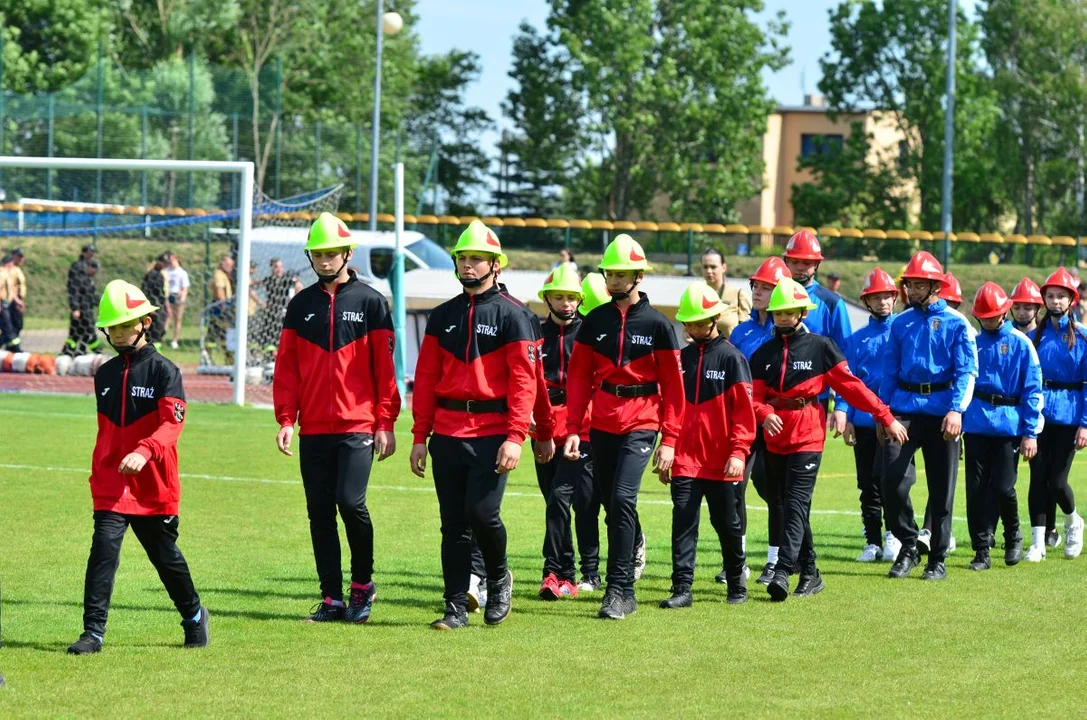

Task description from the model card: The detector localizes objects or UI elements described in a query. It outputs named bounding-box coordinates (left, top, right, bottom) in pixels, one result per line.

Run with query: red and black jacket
left=91, top=345, right=186, bottom=516
left=412, top=284, right=539, bottom=444
left=498, top=285, right=555, bottom=443
left=538, top=315, right=591, bottom=441
left=274, top=272, right=401, bottom=435
left=749, top=325, right=893, bottom=455
left=673, top=336, right=756, bottom=482
left=565, top=295, right=684, bottom=446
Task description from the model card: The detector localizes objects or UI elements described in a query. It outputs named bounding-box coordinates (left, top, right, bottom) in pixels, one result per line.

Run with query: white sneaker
left=1024, top=544, right=1046, bottom=562
left=633, top=533, right=647, bottom=581
left=883, top=532, right=902, bottom=563
left=743, top=564, right=751, bottom=580
left=857, top=544, right=882, bottom=562
left=467, top=573, right=484, bottom=613
left=917, top=529, right=932, bottom=554
left=170, top=340, right=179, bottom=349
left=1064, top=515, right=1084, bottom=559
left=948, top=535, right=957, bottom=554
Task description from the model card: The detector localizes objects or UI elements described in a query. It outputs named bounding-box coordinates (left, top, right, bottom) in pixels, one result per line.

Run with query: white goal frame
left=0, top=156, right=256, bottom=405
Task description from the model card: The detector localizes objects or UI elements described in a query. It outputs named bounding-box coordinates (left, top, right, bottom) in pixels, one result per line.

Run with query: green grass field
left=0, top=393, right=1085, bottom=717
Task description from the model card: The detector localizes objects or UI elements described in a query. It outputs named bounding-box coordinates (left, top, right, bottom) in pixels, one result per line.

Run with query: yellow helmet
left=598, top=234, right=650, bottom=272
left=675, top=281, right=726, bottom=323
left=538, top=262, right=583, bottom=301
left=305, top=212, right=358, bottom=251
left=767, top=278, right=817, bottom=314
left=451, top=220, right=509, bottom=268
left=578, top=273, right=611, bottom=316
left=97, top=280, right=158, bottom=328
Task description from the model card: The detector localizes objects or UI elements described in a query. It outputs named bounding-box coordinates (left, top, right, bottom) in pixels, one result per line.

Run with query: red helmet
left=750, top=257, right=790, bottom=286
left=972, top=281, right=1012, bottom=319
left=1041, top=267, right=1080, bottom=304
left=939, top=272, right=963, bottom=303
left=860, top=267, right=897, bottom=298
left=783, top=229, right=824, bottom=261
left=900, top=251, right=944, bottom=282
left=1009, top=277, right=1043, bottom=306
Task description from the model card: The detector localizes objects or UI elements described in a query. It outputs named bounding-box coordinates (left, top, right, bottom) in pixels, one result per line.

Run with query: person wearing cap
left=751, top=278, right=906, bottom=601
left=729, top=256, right=790, bottom=585
left=536, top=266, right=604, bottom=600
left=658, top=282, right=756, bottom=609
left=700, top=248, right=751, bottom=338
left=843, top=267, right=906, bottom=563
left=273, top=213, right=401, bottom=623
left=781, top=230, right=853, bottom=438
left=563, top=234, right=684, bottom=620
left=67, top=280, right=208, bottom=655
left=141, top=253, right=170, bottom=348
left=1024, top=267, right=1086, bottom=561
left=4, top=248, right=26, bottom=351
left=939, top=272, right=963, bottom=309
left=410, top=220, right=537, bottom=630
left=68, top=244, right=97, bottom=288
left=963, top=282, right=1043, bottom=570
left=881, top=251, right=978, bottom=581
left=62, top=258, right=104, bottom=357
left=825, top=273, right=841, bottom=294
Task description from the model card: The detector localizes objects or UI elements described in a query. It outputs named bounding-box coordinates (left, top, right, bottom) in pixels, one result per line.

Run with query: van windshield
left=406, top=237, right=454, bottom=270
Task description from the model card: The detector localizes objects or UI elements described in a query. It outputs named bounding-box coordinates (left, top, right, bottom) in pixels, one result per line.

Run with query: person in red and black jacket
left=658, top=282, right=756, bottom=610
left=273, top=213, right=401, bottom=624
left=67, top=280, right=207, bottom=655
left=410, top=221, right=538, bottom=631
left=750, top=279, right=907, bottom=603
left=563, top=235, right=685, bottom=621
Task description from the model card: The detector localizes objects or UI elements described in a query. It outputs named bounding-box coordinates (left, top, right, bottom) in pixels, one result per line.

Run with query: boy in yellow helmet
left=68, top=280, right=207, bottom=654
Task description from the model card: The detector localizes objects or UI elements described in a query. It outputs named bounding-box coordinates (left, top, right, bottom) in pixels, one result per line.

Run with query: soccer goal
left=0, top=156, right=261, bottom=405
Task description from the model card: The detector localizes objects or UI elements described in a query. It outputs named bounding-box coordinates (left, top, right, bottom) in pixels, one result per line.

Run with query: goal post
left=0, top=156, right=255, bottom=406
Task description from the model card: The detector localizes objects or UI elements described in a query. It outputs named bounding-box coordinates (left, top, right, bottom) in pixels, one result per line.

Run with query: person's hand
left=764, top=413, right=784, bottom=437
left=410, top=443, right=428, bottom=478
left=724, top=456, right=744, bottom=478
left=563, top=435, right=581, bottom=460
left=496, top=440, right=522, bottom=473
left=843, top=421, right=857, bottom=446
left=534, top=439, right=555, bottom=464
left=941, top=411, right=962, bottom=441
left=14, top=297, right=24, bottom=310
left=374, top=430, right=396, bottom=461
left=72, top=310, right=81, bottom=319
left=276, top=425, right=294, bottom=456
left=654, top=444, right=675, bottom=477
left=118, top=452, right=147, bottom=475
left=885, top=420, right=909, bottom=445
left=828, top=409, right=847, bottom=437
left=1020, top=436, right=1038, bottom=460
left=1076, top=427, right=1087, bottom=450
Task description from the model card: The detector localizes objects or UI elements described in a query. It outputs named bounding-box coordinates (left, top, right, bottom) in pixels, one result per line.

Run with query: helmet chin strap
left=309, top=251, right=350, bottom=284
left=909, top=281, right=940, bottom=310
left=103, top=325, right=147, bottom=355
left=792, top=262, right=818, bottom=286
left=604, top=270, right=639, bottom=301
left=546, top=297, right=576, bottom=321
left=458, top=256, right=498, bottom=289
left=863, top=298, right=891, bottom=320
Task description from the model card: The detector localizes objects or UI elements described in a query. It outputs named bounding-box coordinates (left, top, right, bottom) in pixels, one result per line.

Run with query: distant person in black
left=63, top=259, right=103, bottom=356
left=141, top=253, right=170, bottom=347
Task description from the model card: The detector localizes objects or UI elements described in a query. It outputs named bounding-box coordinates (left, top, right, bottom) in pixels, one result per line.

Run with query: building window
left=800, top=134, right=843, bottom=158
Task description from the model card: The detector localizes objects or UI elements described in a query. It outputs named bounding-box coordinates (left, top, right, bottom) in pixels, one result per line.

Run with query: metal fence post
left=314, top=120, right=321, bottom=191
left=187, top=48, right=196, bottom=207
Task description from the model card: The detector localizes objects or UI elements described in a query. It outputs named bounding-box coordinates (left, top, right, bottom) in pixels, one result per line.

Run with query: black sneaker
left=181, top=606, right=210, bottom=648
left=793, top=571, right=825, bottom=597
left=598, top=590, right=626, bottom=620
left=714, top=567, right=728, bottom=584
left=727, top=583, right=748, bottom=605
left=921, top=561, right=947, bottom=580
left=888, top=548, right=920, bottom=579
left=659, top=587, right=692, bottom=609
left=577, top=573, right=602, bottom=592
left=345, top=583, right=376, bottom=624
left=483, top=570, right=513, bottom=626
left=756, top=562, right=776, bottom=586
left=968, top=551, right=991, bottom=571
left=1005, top=533, right=1023, bottom=566
left=305, top=599, right=346, bottom=623
left=621, top=595, right=638, bottom=617
left=430, top=603, right=468, bottom=631
left=67, top=633, right=102, bottom=655
left=767, top=569, right=790, bottom=602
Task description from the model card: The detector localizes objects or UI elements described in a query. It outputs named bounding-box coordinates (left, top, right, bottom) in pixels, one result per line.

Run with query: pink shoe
left=538, top=573, right=561, bottom=601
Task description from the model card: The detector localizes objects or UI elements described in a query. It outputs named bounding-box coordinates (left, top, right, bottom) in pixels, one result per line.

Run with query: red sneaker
left=556, top=579, right=579, bottom=599
left=538, top=573, right=561, bottom=600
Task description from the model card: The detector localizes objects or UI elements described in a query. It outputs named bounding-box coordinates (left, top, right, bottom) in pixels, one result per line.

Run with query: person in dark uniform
left=141, top=253, right=170, bottom=347
left=62, top=259, right=103, bottom=357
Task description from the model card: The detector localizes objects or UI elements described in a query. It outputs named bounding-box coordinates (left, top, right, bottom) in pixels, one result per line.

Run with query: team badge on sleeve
left=173, top=401, right=186, bottom=423
left=528, top=344, right=537, bottom=364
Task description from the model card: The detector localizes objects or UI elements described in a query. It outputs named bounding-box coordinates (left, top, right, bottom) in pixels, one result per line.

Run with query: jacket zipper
left=617, top=304, right=627, bottom=367
left=121, top=355, right=131, bottom=428
left=558, top=323, right=566, bottom=384
left=466, top=294, right=476, bottom=364
left=327, top=287, right=337, bottom=391
left=779, top=336, right=789, bottom=393
left=695, top=343, right=705, bottom=403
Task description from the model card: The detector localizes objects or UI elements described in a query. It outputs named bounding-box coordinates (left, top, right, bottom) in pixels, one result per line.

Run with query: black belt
left=975, top=391, right=1020, bottom=407
left=547, top=388, right=567, bottom=405
left=437, top=397, right=508, bottom=413
left=1043, top=379, right=1084, bottom=391
left=769, top=395, right=818, bottom=410
left=600, top=381, right=658, bottom=398
left=898, top=380, right=952, bottom=395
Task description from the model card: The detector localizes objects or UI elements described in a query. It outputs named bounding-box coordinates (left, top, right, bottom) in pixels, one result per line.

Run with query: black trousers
left=764, top=451, right=821, bottom=576
left=63, top=312, right=100, bottom=355
left=882, top=413, right=959, bottom=561
left=964, top=433, right=1020, bottom=550
left=299, top=433, right=375, bottom=601
left=1028, top=423, right=1078, bottom=526
left=746, top=432, right=782, bottom=548
left=431, top=433, right=509, bottom=611
left=669, top=477, right=745, bottom=588
left=0, top=302, right=16, bottom=347
left=590, top=429, right=656, bottom=597
left=852, top=425, right=888, bottom=547
left=538, top=440, right=601, bottom=581
left=148, top=309, right=167, bottom=345
left=82, top=510, right=201, bottom=637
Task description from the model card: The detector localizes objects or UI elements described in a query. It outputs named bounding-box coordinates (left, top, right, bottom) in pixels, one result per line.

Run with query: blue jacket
left=880, top=299, right=978, bottom=416
left=730, top=312, right=775, bottom=361
left=802, top=279, right=853, bottom=405
left=1034, top=316, right=1087, bottom=428
left=963, top=321, right=1043, bottom=438
left=843, top=313, right=895, bottom=429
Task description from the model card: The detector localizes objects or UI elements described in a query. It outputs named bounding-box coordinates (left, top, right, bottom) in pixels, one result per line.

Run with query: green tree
left=113, top=0, right=241, bottom=65
left=0, top=0, right=111, bottom=93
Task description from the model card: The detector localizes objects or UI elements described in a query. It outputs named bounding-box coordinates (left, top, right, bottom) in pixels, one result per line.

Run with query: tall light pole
left=369, top=1, right=403, bottom=231
left=940, top=0, right=957, bottom=267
